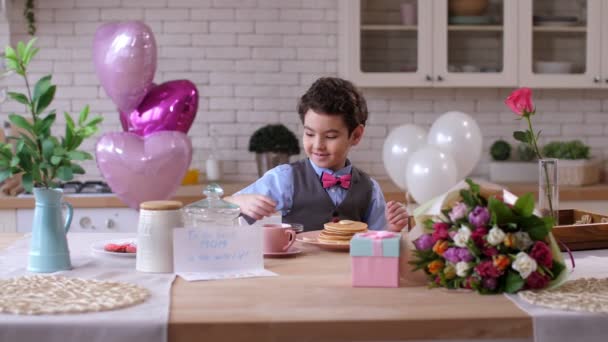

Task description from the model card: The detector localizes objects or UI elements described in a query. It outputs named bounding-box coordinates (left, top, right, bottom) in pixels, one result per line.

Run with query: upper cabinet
left=339, top=0, right=518, bottom=87
left=340, top=0, right=603, bottom=88
left=519, top=0, right=602, bottom=88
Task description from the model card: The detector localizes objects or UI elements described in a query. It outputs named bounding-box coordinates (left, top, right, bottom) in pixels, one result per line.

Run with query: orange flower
left=428, top=260, right=445, bottom=275
left=493, top=254, right=511, bottom=271
left=503, top=233, right=516, bottom=248
left=432, top=240, right=449, bottom=256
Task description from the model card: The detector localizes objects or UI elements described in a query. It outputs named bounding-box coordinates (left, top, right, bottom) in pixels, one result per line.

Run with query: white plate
left=91, top=238, right=137, bottom=258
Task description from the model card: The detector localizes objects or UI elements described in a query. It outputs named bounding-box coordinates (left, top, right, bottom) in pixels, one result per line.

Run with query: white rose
left=487, top=225, right=506, bottom=246
left=453, top=225, right=471, bottom=247
left=455, top=261, right=471, bottom=277
left=512, top=252, right=538, bottom=279
left=514, top=232, right=533, bottom=251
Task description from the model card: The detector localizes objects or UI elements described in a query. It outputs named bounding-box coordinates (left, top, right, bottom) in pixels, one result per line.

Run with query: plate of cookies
left=296, top=220, right=368, bottom=251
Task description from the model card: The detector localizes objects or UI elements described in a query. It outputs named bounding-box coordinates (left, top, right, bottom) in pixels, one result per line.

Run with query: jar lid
left=140, top=200, right=183, bottom=211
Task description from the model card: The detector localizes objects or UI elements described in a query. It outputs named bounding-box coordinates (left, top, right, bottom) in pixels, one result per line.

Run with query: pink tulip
left=505, top=87, right=534, bottom=116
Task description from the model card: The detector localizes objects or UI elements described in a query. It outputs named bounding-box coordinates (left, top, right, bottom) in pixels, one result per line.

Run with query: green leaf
left=513, top=131, right=528, bottom=143
left=465, top=178, right=480, bottom=194
left=8, top=115, right=33, bottom=132
left=19, top=133, right=39, bottom=158
left=65, top=112, right=75, bottom=131
left=513, top=193, right=535, bottom=217
left=505, top=271, right=525, bottom=293
left=488, top=197, right=514, bottom=225
left=16, top=41, right=25, bottom=60
left=8, top=92, right=29, bottom=105
left=0, top=169, right=12, bottom=183
left=56, top=166, right=73, bottom=181
left=22, top=39, right=38, bottom=66
left=518, top=215, right=551, bottom=240
left=78, top=105, right=90, bottom=126
left=66, top=150, right=90, bottom=160
left=81, top=126, right=97, bottom=138
left=460, top=189, right=478, bottom=208
left=34, top=83, right=55, bottom=115
left=22, top=174, right=33, bottom=193
left=30, top=164, right=42, bottom=182
left=5, top=46, right=17, bottom=61
left=42, top=138, right=56, bottom=160
left=86, top=116, right=103, bottom=127
left=32, top=75, right=51, bottom=103
left=50, top=155, right=62, bottom=166
left=15, top=140, right=25, bottom=154
left=70, top=163, right=85, bottom=174
left=35, top=113, right=56, bottom=136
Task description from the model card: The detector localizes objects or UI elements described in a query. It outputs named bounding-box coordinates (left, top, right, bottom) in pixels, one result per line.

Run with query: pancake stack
left=317, top=220, right=368, bottom=245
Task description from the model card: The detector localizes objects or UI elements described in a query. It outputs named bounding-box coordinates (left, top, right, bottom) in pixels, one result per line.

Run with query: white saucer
left=91, top=238, right=137, bottom=258
left=264, top=247, right=302, bottom=258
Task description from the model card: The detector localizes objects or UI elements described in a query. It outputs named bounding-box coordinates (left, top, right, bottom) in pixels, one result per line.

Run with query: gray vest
left=282, top=159, right=373, bottom=232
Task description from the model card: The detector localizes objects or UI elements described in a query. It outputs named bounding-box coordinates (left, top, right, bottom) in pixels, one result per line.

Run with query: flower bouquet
left=410, top=179, right=567, bottom=294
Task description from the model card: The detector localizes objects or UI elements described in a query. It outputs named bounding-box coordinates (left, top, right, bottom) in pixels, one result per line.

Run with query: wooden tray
left=553, top=209, right=608, bottom=251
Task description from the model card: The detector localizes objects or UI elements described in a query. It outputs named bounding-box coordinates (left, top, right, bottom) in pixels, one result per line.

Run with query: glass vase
left=538, top=158, right=559, bottom=225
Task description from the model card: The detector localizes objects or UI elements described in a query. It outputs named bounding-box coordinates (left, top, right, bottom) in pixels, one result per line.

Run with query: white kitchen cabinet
left=0, top=209, right=16, bottom=232
left=518, top=0, right=603, bottom=88
left=16, top=207, right=140, bottom=233
left=339, top=0, right=518, bottom=87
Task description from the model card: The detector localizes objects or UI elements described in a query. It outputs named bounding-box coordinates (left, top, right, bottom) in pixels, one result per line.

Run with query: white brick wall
left=1, top=0, right=607, bottom=185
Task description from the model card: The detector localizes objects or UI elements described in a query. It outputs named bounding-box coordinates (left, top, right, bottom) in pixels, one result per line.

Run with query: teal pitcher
left=28, top=188, right=73, bottom=273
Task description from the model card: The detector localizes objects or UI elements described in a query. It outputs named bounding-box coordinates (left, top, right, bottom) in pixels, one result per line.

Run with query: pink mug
left=263, top=224, right=296, bottom=253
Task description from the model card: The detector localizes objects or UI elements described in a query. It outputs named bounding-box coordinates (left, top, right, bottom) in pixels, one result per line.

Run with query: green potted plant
left=0, top=39, right=103, bottom=272
left=488, top=139, right=538, bottom=183
left=248, top=123, right=300, bottom=177
left=542, top=140, right=600, bottom=186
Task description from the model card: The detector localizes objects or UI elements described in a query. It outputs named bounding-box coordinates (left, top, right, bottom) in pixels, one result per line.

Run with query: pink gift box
left=350, top=231, right=400, bottom=288
left=351, top=256, right=399, bottom=288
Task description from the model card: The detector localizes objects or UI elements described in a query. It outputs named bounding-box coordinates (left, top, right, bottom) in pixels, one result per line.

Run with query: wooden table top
left=0, top=234, right=532, bottom=341
left=166, top=242, right=531, bottom=341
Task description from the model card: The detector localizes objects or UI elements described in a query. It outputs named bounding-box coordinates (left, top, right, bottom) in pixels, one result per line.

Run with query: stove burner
left=60, top=181, right=112, bottom=194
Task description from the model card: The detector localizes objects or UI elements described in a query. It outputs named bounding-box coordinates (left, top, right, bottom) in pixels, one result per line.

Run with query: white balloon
left=382, top=124, right=427, bottom=190
left=427, top=111, right=482, bottom=179
left=405, top=145, right=459, bottom=204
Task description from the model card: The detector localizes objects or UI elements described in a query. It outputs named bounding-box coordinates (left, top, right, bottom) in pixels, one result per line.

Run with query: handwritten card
left=173, top=225, right=276, bottom=281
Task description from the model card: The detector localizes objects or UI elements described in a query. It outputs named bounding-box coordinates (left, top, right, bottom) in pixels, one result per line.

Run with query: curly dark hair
left=297, top=77, right=368, bottom=135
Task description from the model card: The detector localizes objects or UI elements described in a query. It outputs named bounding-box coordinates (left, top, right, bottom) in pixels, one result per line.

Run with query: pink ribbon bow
left=321, top=172, right=352, bottom=189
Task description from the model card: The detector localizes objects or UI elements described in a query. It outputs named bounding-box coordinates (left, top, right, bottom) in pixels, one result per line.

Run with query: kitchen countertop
left=1, top=180, right=607, bottom=209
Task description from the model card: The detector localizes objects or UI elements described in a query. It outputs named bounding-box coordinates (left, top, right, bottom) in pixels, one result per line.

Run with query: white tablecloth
left=0, top=233, right=174, bottom=342
left=506, top=249, right=608, bottom=342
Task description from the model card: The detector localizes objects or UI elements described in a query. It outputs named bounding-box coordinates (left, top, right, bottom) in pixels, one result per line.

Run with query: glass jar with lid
left=183, top=183, right=240, bottom=226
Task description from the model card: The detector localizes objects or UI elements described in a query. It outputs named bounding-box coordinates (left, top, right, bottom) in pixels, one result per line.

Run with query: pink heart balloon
left=93, top=21, right=157, bottom=113
left=120, top=80, right=198, bottom=136
left=96, top=131, right=192, bottom=210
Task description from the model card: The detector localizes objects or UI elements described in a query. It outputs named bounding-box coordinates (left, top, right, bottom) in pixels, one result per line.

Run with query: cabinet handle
left=106, top=219, right=115, bottom=229
left=425, top=74, right=432, bottom=81
left=436, top=75, right=444, bottom=81
left=594, top=76, right=601, bottom=83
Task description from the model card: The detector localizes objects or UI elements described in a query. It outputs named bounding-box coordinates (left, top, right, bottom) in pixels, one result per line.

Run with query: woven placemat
left=519, top=278, right=608, bottom=313
left=0, top=275, right=150, bottom=315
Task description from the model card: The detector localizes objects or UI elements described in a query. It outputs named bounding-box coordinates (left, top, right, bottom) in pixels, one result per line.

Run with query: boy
left=225, top=77, right=408, bottom=232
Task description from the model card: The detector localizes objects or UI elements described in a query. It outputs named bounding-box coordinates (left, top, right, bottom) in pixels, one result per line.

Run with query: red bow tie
left=321, top=172, right=352, bottom=189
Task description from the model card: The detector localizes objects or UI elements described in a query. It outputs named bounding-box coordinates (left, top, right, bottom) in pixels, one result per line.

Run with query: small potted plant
left=488, top=139, right=538, bottom=183
left=542, top=140, right=600, bottom=186
left=0, top=39, right=103, bottom=272
left=248, top=124, right=300, bottom=177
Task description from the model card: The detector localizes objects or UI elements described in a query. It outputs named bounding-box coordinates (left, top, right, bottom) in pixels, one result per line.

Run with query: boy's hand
left=385, top=201, right=408, bottom=232
left=224, top=194, right=277, bottom=220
